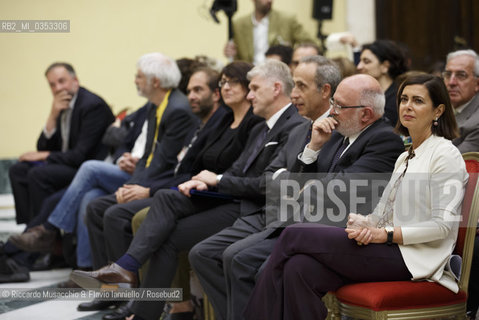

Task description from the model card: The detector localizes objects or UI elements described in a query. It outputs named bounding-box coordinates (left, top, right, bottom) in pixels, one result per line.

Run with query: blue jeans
left=75, top=188, right=106, bottom=267
left=48, top=160, right=131, bottom=267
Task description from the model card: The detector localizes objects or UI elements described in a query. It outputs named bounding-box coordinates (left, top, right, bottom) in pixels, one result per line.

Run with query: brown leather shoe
left=70, top=263, right=138, bottom=289
left=8, top=225, right=57, bottom=253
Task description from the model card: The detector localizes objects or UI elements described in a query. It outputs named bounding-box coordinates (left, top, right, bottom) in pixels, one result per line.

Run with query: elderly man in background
left=443, top=49, right=479, bottom=153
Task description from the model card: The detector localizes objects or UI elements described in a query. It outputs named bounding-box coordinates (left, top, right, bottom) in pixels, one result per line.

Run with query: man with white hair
left=443, top=49, right=479, bottom=153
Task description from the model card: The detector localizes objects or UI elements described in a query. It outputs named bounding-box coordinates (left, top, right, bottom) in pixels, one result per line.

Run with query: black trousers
left=108, top=188, right=237, bottom=320
left=85, top=194, right=153, bottom=269
left=9, top=161, right=76, bottom=224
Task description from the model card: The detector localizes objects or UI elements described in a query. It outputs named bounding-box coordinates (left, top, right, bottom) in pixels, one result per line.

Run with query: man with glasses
left=443, top=49, right=479, bottom=153
left=190, top=72, right=404, bottom=320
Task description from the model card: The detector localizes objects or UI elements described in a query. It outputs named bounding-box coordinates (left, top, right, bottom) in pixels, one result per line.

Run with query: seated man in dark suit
left=70, top=60, right=307, bottom=320
left=9, top=62, right=114, bottom=224
left=189, top=73, right=405, bottom=320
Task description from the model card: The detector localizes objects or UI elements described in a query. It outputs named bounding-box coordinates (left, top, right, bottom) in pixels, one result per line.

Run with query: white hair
left=137, top=52, right=181, bottom=89
left=359, top=88, right=385, bottom=117
left=247, top=60, right=294, bottom=96
left=446, top=49, right=479, bottom=76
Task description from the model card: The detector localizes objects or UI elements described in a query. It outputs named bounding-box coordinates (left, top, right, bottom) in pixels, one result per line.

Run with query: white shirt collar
left=455, top=98, right=472, bottom=114
left=314, top=109, right=330, bottom=122
left=251, top=13, right=269, bottom=26
left=266, top=103, right=290, bottom=129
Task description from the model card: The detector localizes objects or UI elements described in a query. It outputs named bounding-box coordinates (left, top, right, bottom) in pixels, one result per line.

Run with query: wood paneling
left=376, top=0, right=479, bottom=71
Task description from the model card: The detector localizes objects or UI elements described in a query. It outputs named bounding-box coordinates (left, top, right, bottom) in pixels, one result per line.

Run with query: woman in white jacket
left=244, top=73, right=468, bottom=320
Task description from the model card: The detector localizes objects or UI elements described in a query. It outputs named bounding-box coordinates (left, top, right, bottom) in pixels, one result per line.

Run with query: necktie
left=377, top=148, right=415, bottom=227
left=243, top=123, right=268, bottom=174
left=328, top=137, right=349, bottom=172
left=303, top=122, right=313, bottom=148
left=60, top=108, right=72, bottom=152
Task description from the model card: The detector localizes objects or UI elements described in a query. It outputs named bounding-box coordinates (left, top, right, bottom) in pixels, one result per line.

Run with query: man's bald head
left=331, top=74, right=385, bottom=136
left=337, top=74, right=385, bottom=118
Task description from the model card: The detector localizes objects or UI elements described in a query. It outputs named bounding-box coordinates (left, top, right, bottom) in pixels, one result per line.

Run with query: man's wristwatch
left=216, top=174, right=223, bottom=185
left=385, top=226, right=394, bottom=246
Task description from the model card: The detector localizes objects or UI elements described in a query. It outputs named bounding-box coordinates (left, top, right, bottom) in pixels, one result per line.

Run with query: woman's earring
left=433, top=117, right=438, bottom=126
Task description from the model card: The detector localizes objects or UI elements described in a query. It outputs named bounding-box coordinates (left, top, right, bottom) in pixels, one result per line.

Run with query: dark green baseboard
left=0, top=159, right=16, bottom=194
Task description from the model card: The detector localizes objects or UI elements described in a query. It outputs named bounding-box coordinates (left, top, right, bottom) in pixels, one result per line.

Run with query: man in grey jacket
left=443, top=49, right=479, bottom=153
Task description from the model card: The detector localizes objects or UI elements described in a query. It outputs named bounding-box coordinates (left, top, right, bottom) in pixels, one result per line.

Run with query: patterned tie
left=328, top=137, right=350, bottom=172
left=377, top=147, right=416, bottom=227
left=242, top=123, right=268, bottom=174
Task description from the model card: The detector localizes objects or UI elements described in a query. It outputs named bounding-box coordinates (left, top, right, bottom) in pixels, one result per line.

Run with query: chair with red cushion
left=330, top=152, right=479, bottom=319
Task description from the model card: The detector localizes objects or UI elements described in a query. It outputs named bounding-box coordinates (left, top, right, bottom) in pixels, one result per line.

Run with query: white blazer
left=369, top=134, right=468, bottom=292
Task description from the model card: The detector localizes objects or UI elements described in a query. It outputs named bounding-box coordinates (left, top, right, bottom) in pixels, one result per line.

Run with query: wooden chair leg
left=203, top=294, right=216, bottom=320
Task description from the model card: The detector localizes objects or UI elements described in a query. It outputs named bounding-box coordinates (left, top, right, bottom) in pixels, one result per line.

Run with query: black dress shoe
left=77, top=299, right=122, bottom=311
left=103, top=303, right=133, bottom=320
left=0, top=256, right=30, bottom=283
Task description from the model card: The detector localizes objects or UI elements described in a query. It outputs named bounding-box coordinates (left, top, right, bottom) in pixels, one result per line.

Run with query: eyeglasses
left=218, top=78, right=240, bottom=88
left=329, top=98, right=366, bottom=114
left=442, top=70, right=476, bottom=81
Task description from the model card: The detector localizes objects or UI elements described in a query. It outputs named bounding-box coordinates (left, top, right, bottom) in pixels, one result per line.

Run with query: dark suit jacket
left=294, top=118, right=404, bottom=174
left=37, top=87, right=114, bottom=167
left=127, top=89, right=198, bottom=188
left=148, top=105, right=231, bottom=194
left=453, top=93, right=479, bottom=153
left=265, top=120, right=312, bottom=174
left=265, top=118, right=405, bottom=228
left=218, top=104, right=307, bottom=215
